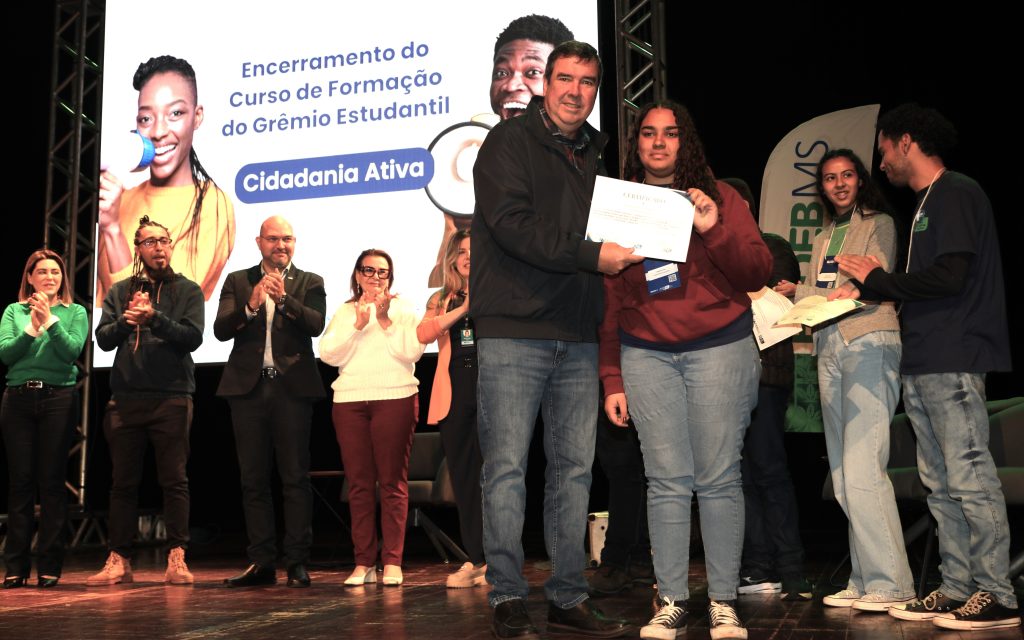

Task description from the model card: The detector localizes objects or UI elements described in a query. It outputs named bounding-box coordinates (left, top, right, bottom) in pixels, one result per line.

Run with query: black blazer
left=214, top=263, right=326, bottom=399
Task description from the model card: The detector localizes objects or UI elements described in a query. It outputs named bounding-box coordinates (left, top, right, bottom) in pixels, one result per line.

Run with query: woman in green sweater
left=1, top=249, right=88, bottom=588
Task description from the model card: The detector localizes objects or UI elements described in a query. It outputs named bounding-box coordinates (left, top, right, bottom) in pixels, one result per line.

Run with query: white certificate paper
left=748, top=287, right=802, bottom=350
left=586, top=176, right=694, bottom=262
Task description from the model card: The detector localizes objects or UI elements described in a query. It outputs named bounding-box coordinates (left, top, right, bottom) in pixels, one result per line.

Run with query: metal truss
left=614, top=0, right=667, bottom=177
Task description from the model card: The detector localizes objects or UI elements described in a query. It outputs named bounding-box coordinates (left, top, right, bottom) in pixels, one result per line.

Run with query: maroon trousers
left=332, top=395, right=416, bottom=566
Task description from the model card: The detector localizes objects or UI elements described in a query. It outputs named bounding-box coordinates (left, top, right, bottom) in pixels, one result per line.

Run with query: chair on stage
left=341, top=430, right=468, bottom=565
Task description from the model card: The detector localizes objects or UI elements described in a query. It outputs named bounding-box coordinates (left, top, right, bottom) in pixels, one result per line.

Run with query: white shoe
left=852, top=593, right=915, bottom=612
left=165, top=547, right=194, bottom=584
left=446, top=562, right=487, bottom=588
left=344, top=565, right=376, bottom=586
left=822, top=588, right=861, bottom=608
left=383, top=564, right=403, bottom=586
left=86, top=552, right=133, bottom=586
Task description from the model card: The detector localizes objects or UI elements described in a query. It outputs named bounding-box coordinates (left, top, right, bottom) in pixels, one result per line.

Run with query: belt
left=8, top=381, right=63, bottom=392
left=261, top=367, right=280, bottom=379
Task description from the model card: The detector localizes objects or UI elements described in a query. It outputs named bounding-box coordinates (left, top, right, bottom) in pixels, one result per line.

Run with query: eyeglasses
left=261, top=235, right=295, bottom=244
left=138, top=237, right=172, bottom=248
left=357, top=266, right=391, bottom=279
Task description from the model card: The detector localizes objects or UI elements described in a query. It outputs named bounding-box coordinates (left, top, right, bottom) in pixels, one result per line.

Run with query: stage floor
left=2, top=550, right=1021, bottom=640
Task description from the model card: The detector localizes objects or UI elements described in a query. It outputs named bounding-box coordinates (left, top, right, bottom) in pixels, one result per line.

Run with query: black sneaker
left=588, top=565, right=632, bottom=596
left=932, top=591, right=1021, bottom=630
left=889, top=589, right=966, bottom=621
left=780, top=575, right=813, bottom=601
left=492, top=599, right=539, bottom=639
left=641, top=596, right=686, bottom=639
left=736, top=575, right=780, bottom=595
left=708, top=600, right=747, bottom=639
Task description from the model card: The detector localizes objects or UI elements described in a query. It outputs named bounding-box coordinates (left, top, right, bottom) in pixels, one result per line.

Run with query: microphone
left=101, top=130, right=156, bottom=175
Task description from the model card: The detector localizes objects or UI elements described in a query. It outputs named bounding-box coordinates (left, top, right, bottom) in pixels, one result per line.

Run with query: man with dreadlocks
left=97, top=54, right=235, bottom=303
left=90, top=216, right=204, bottom=586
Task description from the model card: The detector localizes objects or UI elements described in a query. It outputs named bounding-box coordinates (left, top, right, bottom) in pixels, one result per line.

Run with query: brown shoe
left=165, top=547, right=194, bottom=585
left=86, top=552, right=133, bottom=586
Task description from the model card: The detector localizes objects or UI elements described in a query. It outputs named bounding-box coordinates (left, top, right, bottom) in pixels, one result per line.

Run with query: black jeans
left=104, top=395, right=192, bottom=556
left=229, top=379, right=314, bottom=567
left=1, top=386, right=77, bottom=578
left=740, top=384, right=805, bottom=577
left=594, top=408, right=650, bottom=571
left=438, top=356, right=484, bottom=565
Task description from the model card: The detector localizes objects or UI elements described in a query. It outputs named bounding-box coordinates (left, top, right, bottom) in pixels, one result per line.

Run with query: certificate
left=748, top=287, right=802, bottom=350
left=586, top=176, right=693, bottom=262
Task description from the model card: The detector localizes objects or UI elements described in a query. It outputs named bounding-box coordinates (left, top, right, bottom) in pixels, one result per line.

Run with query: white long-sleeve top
left=318, top=296, right=425, bottom=403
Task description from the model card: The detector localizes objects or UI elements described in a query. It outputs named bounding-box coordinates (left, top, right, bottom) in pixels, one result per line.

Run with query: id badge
left=460, top=326, right=475, bottom=347
left=644, top=259, right=681, bottom=295
left=816, top=254, right=839, bottom=287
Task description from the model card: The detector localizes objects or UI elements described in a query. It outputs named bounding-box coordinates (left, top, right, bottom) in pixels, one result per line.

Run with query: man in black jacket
left=215, top=215, right=326, bottom=589
left=89, top=216, right=204, bottom=586
left=471, top=40, right=639, bottom=639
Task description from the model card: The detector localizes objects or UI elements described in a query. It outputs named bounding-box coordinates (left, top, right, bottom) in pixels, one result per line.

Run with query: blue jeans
left=621, top=336, right=759, bottom=602
left=815, top=324, right=914, bottom=598
left=477, top=338, right=598, bottom=608
left=902, top=372, right=1017, bottom=608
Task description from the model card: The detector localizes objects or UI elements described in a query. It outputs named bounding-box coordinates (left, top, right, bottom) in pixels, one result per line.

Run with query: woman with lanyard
left=416, top=229, right=486, bottom=589
left=600, top=101, right=771, bottom=640
left=779, top=149, right=915, bottom=612
left=1, top=250, right=88, bottom=588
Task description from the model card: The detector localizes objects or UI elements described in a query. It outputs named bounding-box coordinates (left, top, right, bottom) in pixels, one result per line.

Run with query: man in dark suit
left=215, top=215, right=326, bottom=588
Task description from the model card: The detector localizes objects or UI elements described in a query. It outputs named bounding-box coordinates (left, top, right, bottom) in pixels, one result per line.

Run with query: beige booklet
left=748, top=287, right=802, bottom=350
left=774, top=295, right=864, bottom=327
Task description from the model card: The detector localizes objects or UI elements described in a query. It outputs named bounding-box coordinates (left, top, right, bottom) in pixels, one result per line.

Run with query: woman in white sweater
left=319, top=249, right=425, bottom=587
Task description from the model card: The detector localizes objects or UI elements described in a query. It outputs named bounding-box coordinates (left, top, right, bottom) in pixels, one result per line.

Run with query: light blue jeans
left=902, top=372, right=1017, bottom=608
left=815, top=324, right=914, bottom=598
left=621, top=336, right=759, bottom=602
left=476, top=338, right=597, bottom=608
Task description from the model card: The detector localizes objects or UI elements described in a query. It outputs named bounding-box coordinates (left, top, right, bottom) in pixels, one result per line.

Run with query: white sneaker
left=822, top=588, right=861, bottom=608
left=641, top=596, right=686, bottom=639
left=708, top=600, right=747, bottom=640
left=86, top=552, right=133, bottom=586
left=446, top=562, right=487, bottom=588
left=851, top=593, right=915, bottom=612
left=165, top=547, right=194, bottom=584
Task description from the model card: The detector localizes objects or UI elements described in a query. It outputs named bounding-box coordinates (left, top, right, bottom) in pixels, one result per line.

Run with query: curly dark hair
left=623, top=101, right=720, bottom=204
left=133, top=55, right=222, bottom=274
left=877, top=103, right=958, bottom=160
left=494, top=14, right=573, bottom=57
left=815, top=149, right=891, bottom=219
left=348, top=249, right=396, bottom=302
left=544, top=40, right=602, bottom=83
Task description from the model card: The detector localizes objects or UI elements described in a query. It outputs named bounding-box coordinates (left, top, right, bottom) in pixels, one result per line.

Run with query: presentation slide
left=94, top=0, right=600, bottom=366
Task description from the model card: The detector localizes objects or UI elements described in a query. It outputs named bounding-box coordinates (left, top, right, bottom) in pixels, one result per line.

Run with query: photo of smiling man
left=97, top=55, right=235, bottom=304
left=489, top=14, right=573, bottom=121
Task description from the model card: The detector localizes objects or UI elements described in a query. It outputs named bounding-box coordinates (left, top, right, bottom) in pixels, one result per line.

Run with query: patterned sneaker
left=641, top=596, right=686, bottom=639
left=822, top=588, right=861, bottom=608
left=932, top=591, right=1021, bottom=630
left=737, top=575, right=781, bottom=594
left=86, top=552, right=133, bottom=586
left=446, top=562, right=486, bottom=588
left=708, top=600, right=747, bottom=639
left=889, top=589, right=966, bottom=621
left=852, top=593, right=915, bottom=612
left=165, top=547, right=194, bottom=584
left=780, top=575, right=813, bottom=601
